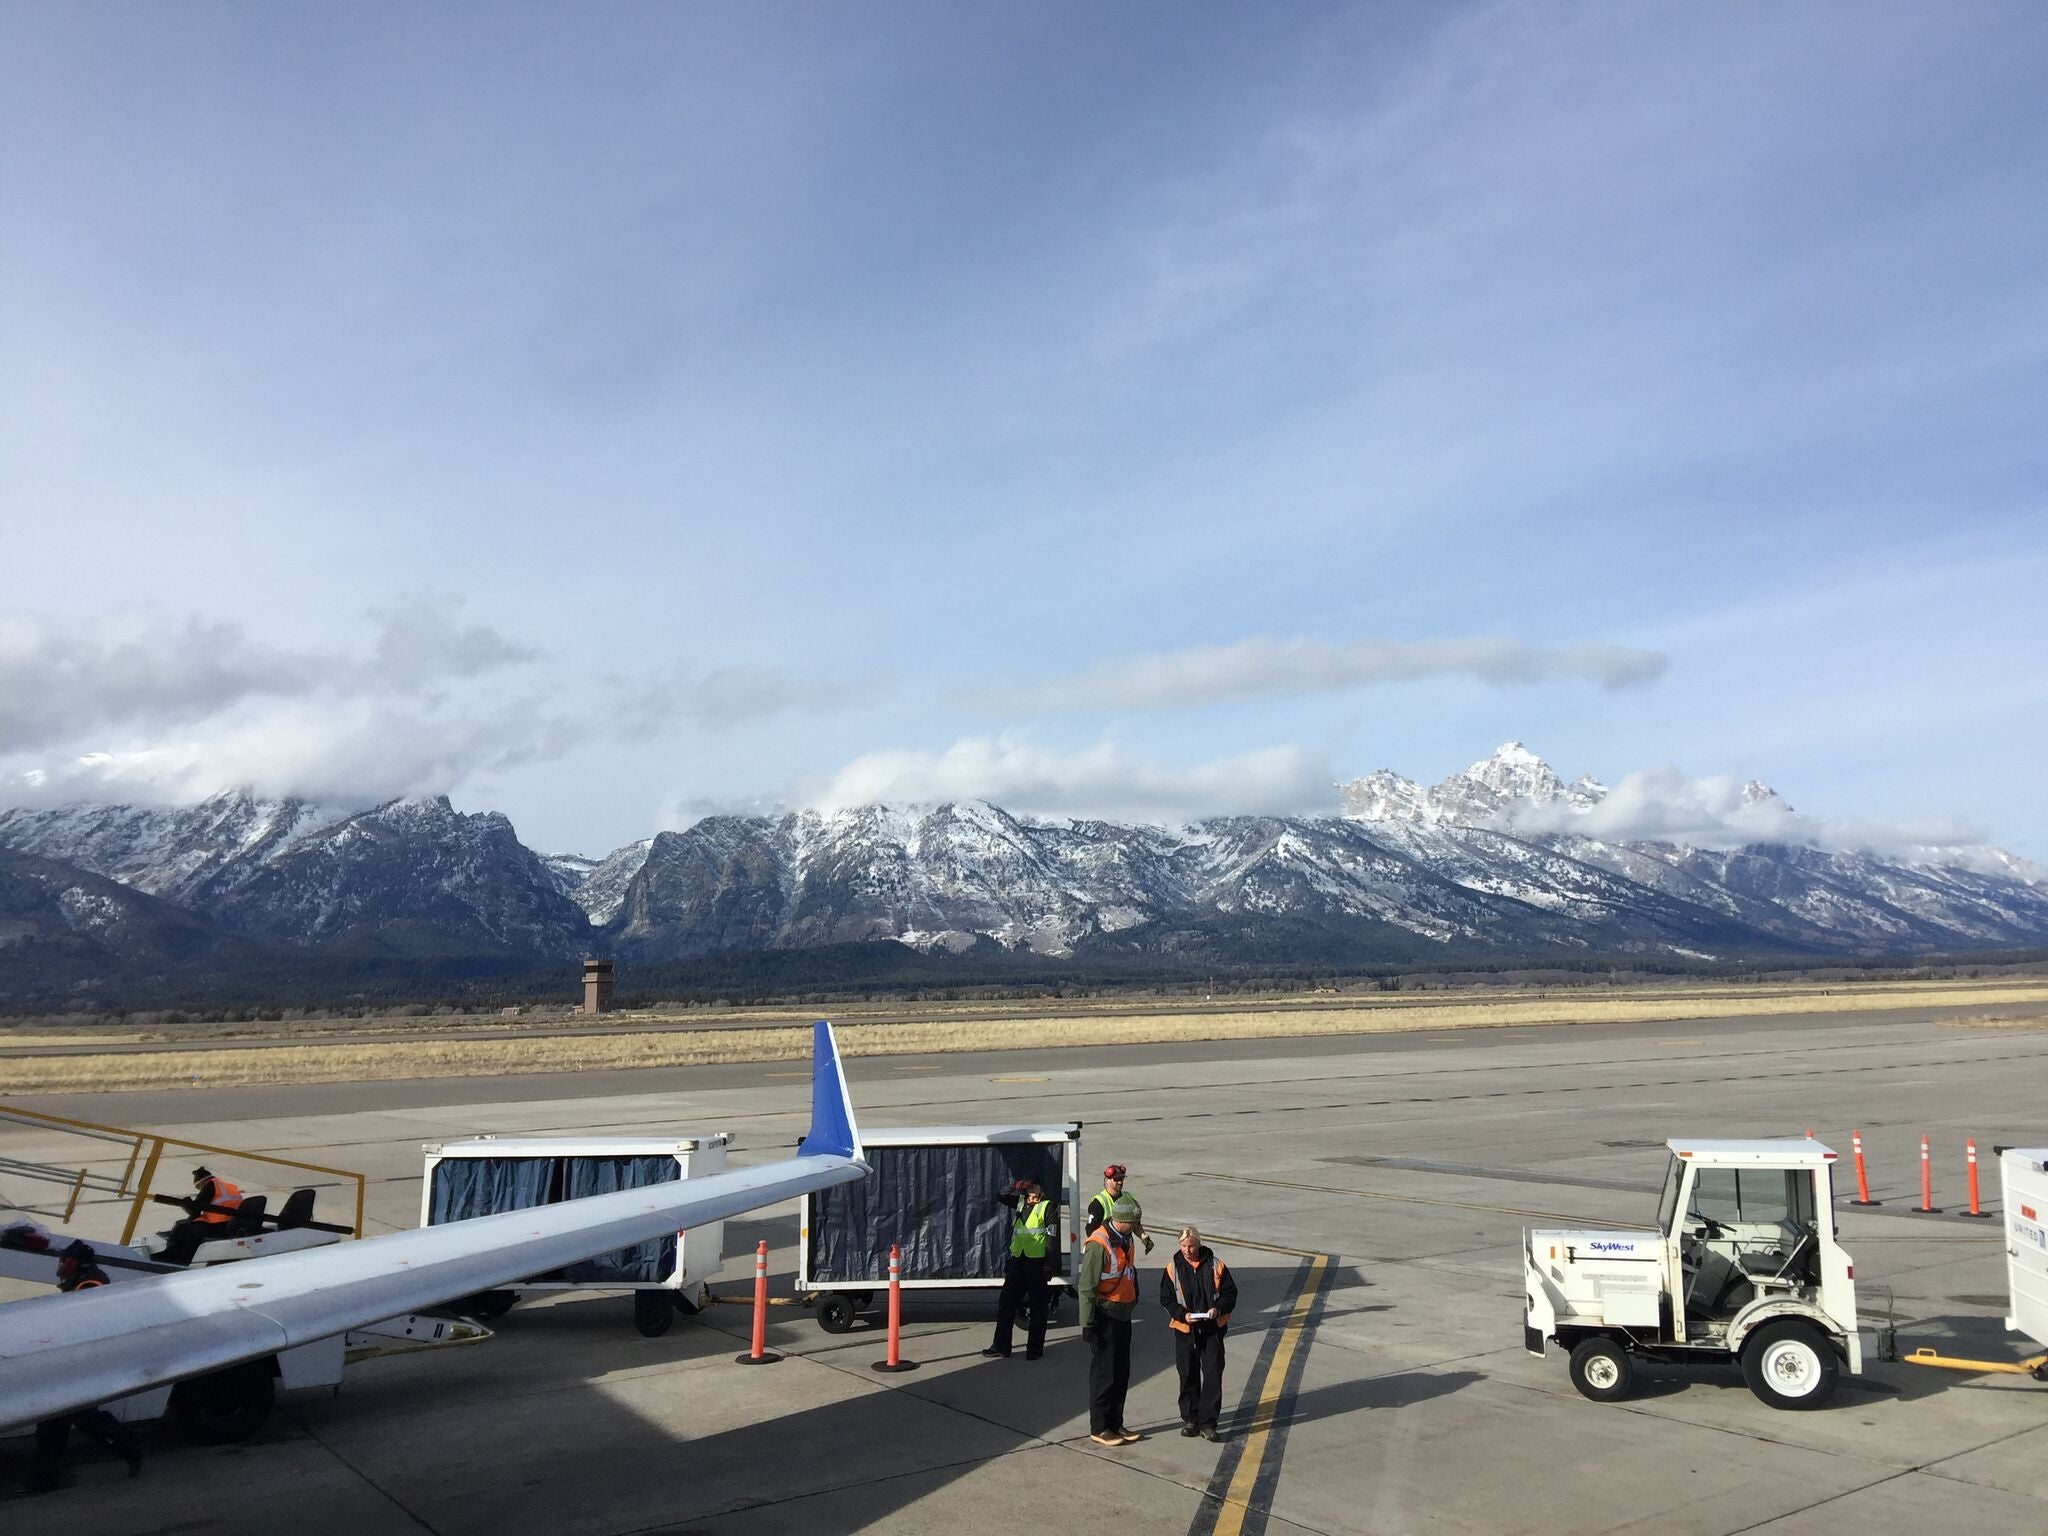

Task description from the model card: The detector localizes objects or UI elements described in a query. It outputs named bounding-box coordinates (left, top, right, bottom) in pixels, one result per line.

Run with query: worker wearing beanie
left=26, top=1242, right=144, bottom=1494
left=1079, top=1194, right=1144, bottom=1446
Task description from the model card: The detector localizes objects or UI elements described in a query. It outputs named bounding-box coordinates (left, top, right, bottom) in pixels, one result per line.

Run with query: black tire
left=169, top=1361, right=274, bottom=1443
left=818, top=1294, right=859, bottom=1334
left=1741, top=1320, right=1839, bottom=1410
left=1567, top=1336, right=1635, bottom=1403
left=634, top=1289, right=675, bottom=1337
left=847, top=1291, right=874, bottom=1310
left=458, top=1289, right=518, bottom=1322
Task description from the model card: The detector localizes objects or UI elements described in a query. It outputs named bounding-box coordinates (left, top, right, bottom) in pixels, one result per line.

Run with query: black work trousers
left=29, top=1409, right=140, bottom=1492
left=1087, top=1314, right=1133, bottom=1434
left=991, top=1255, right=1049, bottom=1356
left=161, top=1219, right=216, bottom=1266
left=1174, top=1326, right=1226, bottom=1428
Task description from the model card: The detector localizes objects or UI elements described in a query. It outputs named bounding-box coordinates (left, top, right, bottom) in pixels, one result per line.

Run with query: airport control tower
left=581, top=958, right=615, bottom=1015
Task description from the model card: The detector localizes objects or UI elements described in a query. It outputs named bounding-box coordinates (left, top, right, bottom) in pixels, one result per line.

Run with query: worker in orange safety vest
left=161, top=1166, right=244, bottom=1265
left=25, top=1242, right=144, bottom=1494
left=1078, top=1195, right=1143, bottom=1446
left=1160, top=1225, right=1238, bottom=1441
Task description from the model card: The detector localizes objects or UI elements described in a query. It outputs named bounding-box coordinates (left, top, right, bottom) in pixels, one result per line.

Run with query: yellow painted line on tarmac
left=1211, top=1253, right=1327, bottom=1536
left=990, top=1075, right=1049, bottom=1083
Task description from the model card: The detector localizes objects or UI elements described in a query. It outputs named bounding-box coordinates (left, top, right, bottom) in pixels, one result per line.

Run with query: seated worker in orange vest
left=25, top=1242, right=144, bottom=1493
left=1078, top=1195, right=1144, bottom=1447
left=1160, top=1225, right=1238, bottom=1442
left=161, top=1164, right=243, bottom=1266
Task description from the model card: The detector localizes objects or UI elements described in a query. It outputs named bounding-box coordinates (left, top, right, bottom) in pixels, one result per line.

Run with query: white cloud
left=0, top=602, right=858, bottom=811
left=0, top=599, right=533, bottom=754
left=366, top=598, right=535, bottom=688
left=612, top=663, right=874, bottom=737
left=1504, top=765, right=2005, bottom=862
left=971, top=637, right=1668, bottom=715
left=3, top=696, right=580, bottom=810
left=799, top=734, right=1333, bottom=824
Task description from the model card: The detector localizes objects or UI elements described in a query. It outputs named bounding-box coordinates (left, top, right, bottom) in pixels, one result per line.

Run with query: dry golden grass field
left=3, top=976, right=2047, bottom=1094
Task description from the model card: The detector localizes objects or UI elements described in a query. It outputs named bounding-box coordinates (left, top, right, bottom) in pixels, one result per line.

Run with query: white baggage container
left=421, top=1134, right=729, bottom=1335
left=2000, top=1146, right=2048, bottom=1349
left=797, top=1122, right=1084, bottom=1333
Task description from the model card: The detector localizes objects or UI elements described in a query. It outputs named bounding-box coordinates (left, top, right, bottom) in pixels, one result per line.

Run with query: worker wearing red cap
left=1085, top=1164, right=1152, bottom=1254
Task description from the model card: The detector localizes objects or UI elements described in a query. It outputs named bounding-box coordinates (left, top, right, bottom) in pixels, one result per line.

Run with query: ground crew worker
left=25, top=1242, right=144, bottom=1493
left=1085, top=1164, right=1153, bottom=1253
left=982, top=1177, right=1058, bottom=1359
left=1161, top=1225, right=1237, bottom=1441
left=1078, top=1194, right=1144, bottom=1446
left=162, top=1164, right=242, bottom=1266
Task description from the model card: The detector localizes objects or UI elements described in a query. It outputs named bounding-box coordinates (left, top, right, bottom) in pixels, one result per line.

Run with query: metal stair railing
left=0, top=1103, right=366, bottom=1241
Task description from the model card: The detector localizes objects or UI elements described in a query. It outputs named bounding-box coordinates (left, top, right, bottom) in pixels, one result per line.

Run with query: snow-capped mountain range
left=2, top=746, right=2043, bottom=994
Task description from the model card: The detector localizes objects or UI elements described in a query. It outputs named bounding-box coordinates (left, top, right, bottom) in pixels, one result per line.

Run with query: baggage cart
left=421, top=1133, right=729, bottom=1336
left=798, top=1123, right=1083, bottom=1332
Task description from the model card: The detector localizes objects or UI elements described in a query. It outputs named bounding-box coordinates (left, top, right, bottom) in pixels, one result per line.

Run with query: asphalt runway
left=4, top=1007, right=2047, bottom=1533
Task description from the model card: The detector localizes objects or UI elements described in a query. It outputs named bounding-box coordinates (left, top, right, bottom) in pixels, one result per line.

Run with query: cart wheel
left=818, top=1294, right=859, bottom=1333
left=848, top=1291, right=874, bottom=1310
left=170, top=1361, right=274, bottom=1443
left=634, top=1290, right=676, bottom=1337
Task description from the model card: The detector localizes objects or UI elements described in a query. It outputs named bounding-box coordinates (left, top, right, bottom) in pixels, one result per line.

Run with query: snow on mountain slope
left=0, top=790, right=347, bottom=904
left=6, top=743, right=2043, bottom=970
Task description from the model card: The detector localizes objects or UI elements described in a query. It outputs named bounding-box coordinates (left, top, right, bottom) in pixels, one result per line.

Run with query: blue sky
left=3, top=4, right=2045, bottom=859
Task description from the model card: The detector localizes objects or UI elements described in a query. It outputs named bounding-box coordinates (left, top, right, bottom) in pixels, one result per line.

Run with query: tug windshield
left=1656, top=1154, right=1684, bottom=1236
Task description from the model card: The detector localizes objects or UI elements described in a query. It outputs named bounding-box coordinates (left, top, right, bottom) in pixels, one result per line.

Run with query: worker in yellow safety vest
left=1085, top=1164, right=1153, bottom=1253
left=1160, top=1225, right=1238, bottom=1441
left=1078, top=1195, right=1144, bottom=1446
left=982, top=1177, right=1059, bottom=1359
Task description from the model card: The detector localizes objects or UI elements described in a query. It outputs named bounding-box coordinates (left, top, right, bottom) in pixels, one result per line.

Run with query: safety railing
left=0, top=1103, right=366, bottom=1242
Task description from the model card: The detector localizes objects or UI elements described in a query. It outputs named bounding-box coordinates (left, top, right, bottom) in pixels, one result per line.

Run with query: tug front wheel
left=1567, top=1337, right=1636, bottom=1403
left=1741, top=1321, right=1838, bottom=1410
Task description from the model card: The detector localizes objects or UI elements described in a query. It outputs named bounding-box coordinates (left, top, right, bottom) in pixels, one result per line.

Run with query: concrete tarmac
left=4, top=1008, right=2047, bottom=1534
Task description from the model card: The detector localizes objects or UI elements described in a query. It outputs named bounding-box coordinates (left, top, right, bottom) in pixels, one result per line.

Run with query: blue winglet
left=797, top=1021, right=863, bottom=1163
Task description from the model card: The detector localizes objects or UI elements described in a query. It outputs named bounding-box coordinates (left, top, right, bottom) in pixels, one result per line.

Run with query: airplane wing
left=0, top=1019, right=867, bottom=1432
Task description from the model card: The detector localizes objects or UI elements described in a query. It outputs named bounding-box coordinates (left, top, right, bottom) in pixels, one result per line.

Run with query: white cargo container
left=421, top=1134, right=729, bottom=1336
left=798, top=1123, right=1084, bottom=1333
left=1899, top=1145, right=2048, bottom=1383
left=2001, top=1147, right=2048, bottom=1353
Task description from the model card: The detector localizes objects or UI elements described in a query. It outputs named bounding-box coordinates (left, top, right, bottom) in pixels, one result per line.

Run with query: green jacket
left=1077, top=1228, right=1138, bottom=1328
